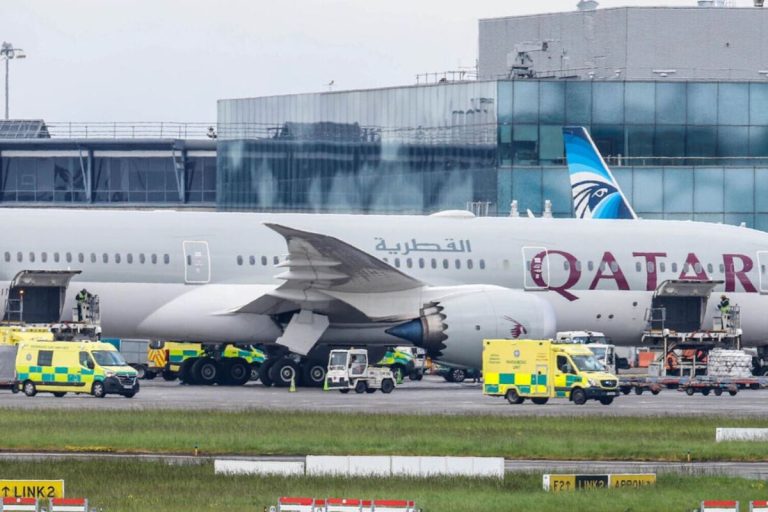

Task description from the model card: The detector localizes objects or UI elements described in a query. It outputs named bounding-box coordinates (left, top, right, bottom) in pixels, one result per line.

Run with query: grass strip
left=1, top=459, right=767, bottom=512
left=1, top=409, right=767, bottom=461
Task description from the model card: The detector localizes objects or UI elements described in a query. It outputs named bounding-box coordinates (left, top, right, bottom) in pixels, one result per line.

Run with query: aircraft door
left=522, top=247, right=549, bottom=290
left=757, top=251, right=768, bottom=293
left=183, top=241, right=211, bottom=284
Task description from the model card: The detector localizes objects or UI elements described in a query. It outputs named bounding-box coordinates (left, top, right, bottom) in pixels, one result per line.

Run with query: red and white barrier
left=701, top=501, right=739, bottom=512
left=751, top=500, right=768, bottom=512
left=1, top=497, right=38, bottom=512
left=277, top=497, right=417, bottom=512
left=49, top=498, right=88, bottom=512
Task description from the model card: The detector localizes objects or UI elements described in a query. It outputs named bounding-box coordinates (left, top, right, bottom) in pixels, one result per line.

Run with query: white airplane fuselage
left=4, top=209, right=768, bottom=368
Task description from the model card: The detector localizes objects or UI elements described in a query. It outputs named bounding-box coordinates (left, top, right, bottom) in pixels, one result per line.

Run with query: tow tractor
left=325, top=348, right=396, bottom=394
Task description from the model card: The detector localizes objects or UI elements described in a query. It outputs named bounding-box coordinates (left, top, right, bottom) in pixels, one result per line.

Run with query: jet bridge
left=2, top=270, right=81, bottom=324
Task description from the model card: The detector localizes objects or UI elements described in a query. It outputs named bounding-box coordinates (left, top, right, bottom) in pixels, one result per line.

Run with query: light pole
left=1, top=42, right=27, bottom=120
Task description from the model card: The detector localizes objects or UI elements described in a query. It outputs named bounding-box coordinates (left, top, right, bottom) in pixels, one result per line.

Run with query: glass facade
left=217, top=79, right=768, bottom=231
left=0, top=146, right=216, bottom=206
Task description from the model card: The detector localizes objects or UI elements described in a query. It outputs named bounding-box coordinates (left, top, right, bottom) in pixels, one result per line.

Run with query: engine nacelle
left=386, top=285, right=556, bottom=369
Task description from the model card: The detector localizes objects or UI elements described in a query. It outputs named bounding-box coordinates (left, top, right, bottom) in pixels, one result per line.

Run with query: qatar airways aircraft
left=2, top=204, right=768, bottom=386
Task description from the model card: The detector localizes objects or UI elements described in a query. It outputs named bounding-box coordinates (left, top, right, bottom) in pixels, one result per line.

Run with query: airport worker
left=718, top=294, right=731, bottom=329
left=76, top=288, right=92, bottom=320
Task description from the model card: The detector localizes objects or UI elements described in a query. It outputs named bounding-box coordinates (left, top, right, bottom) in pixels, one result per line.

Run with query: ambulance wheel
left=124, top=391, right=136, bottom=398
left=381, top=379, right=395, bottom=394
left=192, top=358, right=219, bottom=386
left=450, top=368, right=466, bottom=383
left=302, top=362, right=326, bottom=388
left=52, top=392, right=66, bottom=398
left=22, top=381, right=37, bottom=397
left=571, top=388, right=587, bottom=405
left=599, top=396, right=614, bottom=405
left=269, top=357, right=300, bottom=388
left=259, top=358, right=277, bottom=387
left=354, top=380, right=368, bottom=394
left=685, top=387, right=695, bottom=396
left=249, top=363, right=262, bottom=382
left=91, top=381, right=106, bottom=398
left=505, top=389, right=524, bottom=405
left=179, top=358, right=197, bottom=385
left=714, top=388, right=723, bottom=396
left=531, top=397, right=549, bottom=405
left=224, top=358, right=251, bottom=386
left=161, top=370, right=177, bottom=381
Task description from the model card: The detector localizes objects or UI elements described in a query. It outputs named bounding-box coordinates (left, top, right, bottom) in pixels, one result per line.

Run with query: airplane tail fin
left=562, top=126, right=637, bottom=220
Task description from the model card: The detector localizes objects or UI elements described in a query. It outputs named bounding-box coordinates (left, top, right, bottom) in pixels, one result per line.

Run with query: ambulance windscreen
left=92, top=350, right=128, bottom=367
left=571, top=354, right=605, bottom=372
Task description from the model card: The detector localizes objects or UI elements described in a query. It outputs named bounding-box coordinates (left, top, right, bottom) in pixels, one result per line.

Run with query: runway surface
left=1, top=452, right=767, bottom=479
left=1, top=376, right=766, bottom=416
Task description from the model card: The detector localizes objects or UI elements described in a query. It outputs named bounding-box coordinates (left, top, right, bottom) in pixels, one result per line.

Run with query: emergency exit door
left=523, top=247, right=549, bottom=290
left=183, top=241, right=211, bottom=284
left=757, top=251, right=768, bottom=293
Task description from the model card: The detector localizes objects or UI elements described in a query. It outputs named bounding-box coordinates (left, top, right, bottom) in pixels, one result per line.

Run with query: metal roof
left=0, top=120, right=50, bottom=139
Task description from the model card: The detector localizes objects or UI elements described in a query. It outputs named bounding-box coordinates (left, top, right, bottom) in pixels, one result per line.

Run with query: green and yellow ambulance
left=482, top=339, right=619, bottom=405
left=16, top=340, right=139, bottom=398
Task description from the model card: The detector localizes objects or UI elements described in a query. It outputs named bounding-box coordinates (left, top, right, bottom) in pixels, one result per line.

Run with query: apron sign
left=0, top=480, right=64, bottom=499
left=543, top=474, right=656, bottom=492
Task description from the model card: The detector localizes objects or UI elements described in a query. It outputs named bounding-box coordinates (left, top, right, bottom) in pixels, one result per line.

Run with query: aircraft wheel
left=179, top=358, right=198, bottom=385
left=269, top=357, right=300, bottom=388
left=161, top=370, right=176, bottom=381
left=192, top=358, right=219, bottom=386
left=302, top=362, right=326, bottom=388
left=222, top=358, right=251, bottom=386
left=249, top=363, right=261, bottom=382
left=259, top=358, right=277, bottom=387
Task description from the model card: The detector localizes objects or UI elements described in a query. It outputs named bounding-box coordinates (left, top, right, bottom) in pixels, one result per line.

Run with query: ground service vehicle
left=378, top=346, right=426, bottom=381
left=146, top=341, right=265, bottom=385
left=326, top=348, right=396, bottom=394
left=483, top=339, right=620, bottom=405
left=16, top=341, right=139, bottom=398
left=433, top=362, right=481, bottom=383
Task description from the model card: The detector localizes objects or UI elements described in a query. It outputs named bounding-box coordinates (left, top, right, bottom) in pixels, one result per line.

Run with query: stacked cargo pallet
left=707, top=349, right=753, bottom=378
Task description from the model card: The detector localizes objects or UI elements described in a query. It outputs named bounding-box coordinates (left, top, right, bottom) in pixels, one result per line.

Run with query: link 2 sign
left=543, top=474, right=655, bottom=492
left=0, top=480, right=64, bottom=499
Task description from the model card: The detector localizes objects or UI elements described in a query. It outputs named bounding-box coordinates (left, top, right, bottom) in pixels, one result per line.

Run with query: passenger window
left=564, top=261, right=570, bottom=271
left=647, top=262, right=655, bottom=273
left=115, top=254, right=121, bottom=264
left=29, top=252, right=35, bottom=263
left=588, top=261, right=594, bottom=271
left=151, top=254, right=158, bottom=264
left=102, top=253, right=108, bottom=264
left=406, top=258, right=413, bottom=269
left=90, top=253, right=96, bottom=263
left=694, top=263, right=703, bottom=274
left=455, top=259, right=461, bottom=270
left=672, top=263, right=678, bottom=273
left=599, top=261, right=607, bottom=272
left=236, top=255, right=243, bottom=266
left=442, top=259, right=449, bottom=270
left=79, top=351, right=94, bottom=369
left=261, top=256, right=267, bottom=266
left=139, top=254, right=146, bottom=264
left=719, top=264, right=725, bottom=273
left=683, top=263, right=690, bottom=272
left=502, top=259, right=510, bottom=270
left=164, top=254, right=170, bottom=264
left=37, top=350, right=53, bottom=367
left=16, top=252, right=22, bottom=262
left=273, top=256, right=279, bottom=265
left=394, top=258, right=401, bottom=268
left=575, top=261, right=582, bottom=272
left=467, top=259, right=474, bottom=270
left=479, top=259, right=486, bottom=270
left=526, top=260, right=531, bottom=271
left=418, top=258, right=425, bottom=269
left=186, top=255, right=192, bottom=266
left=660, top=262, right=666, bottom=272
left=54, top=252, right=60, bottom=263
left=3, top=252, right=8, bottom=263
left=249, top=255, right=256, bottom=266
left=431, top=259, right=437, bottom=269
left=635, top=262, right=641, bottom=272
left=556, top=355, right=572, bottom=374
left=41, top=252, right=47, bottom=263
left=708, top=263, right=714, bottom=274
left=610, top=262, right=618, bottom=272
left=66, top=252, right=73, bottom=263
left=127, top=254, right=133, bottom=264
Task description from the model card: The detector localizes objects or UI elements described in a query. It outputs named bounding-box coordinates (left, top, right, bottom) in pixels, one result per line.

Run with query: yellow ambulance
left=16, top=341, right=140, bottom=398
left=482, top=339, right=619, bottom=405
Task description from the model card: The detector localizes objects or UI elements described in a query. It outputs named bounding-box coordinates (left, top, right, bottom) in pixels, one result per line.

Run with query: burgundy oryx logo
left=503, top=316, right=528, bottom=339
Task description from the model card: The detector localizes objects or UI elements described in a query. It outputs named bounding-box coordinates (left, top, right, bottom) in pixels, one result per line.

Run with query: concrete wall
left=479, top=7, right=768, bottom=81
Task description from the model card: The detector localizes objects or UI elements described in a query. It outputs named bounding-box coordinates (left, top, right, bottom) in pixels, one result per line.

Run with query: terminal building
left=7, top=2, right=768, bottom=230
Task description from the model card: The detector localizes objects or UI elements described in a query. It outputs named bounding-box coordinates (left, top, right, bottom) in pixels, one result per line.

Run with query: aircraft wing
left=233, top=223, right=425, bottom=320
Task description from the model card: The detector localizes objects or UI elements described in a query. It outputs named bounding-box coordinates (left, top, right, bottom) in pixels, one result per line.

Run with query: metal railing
left=44, top=122, right=217, bottom=140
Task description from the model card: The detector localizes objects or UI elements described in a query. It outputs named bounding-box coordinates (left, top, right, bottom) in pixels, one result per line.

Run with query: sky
left=0, top=0, right=758, bottom=122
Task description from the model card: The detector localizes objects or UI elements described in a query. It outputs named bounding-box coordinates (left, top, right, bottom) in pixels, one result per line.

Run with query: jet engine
left=386, top=285, right=556, bottom=369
